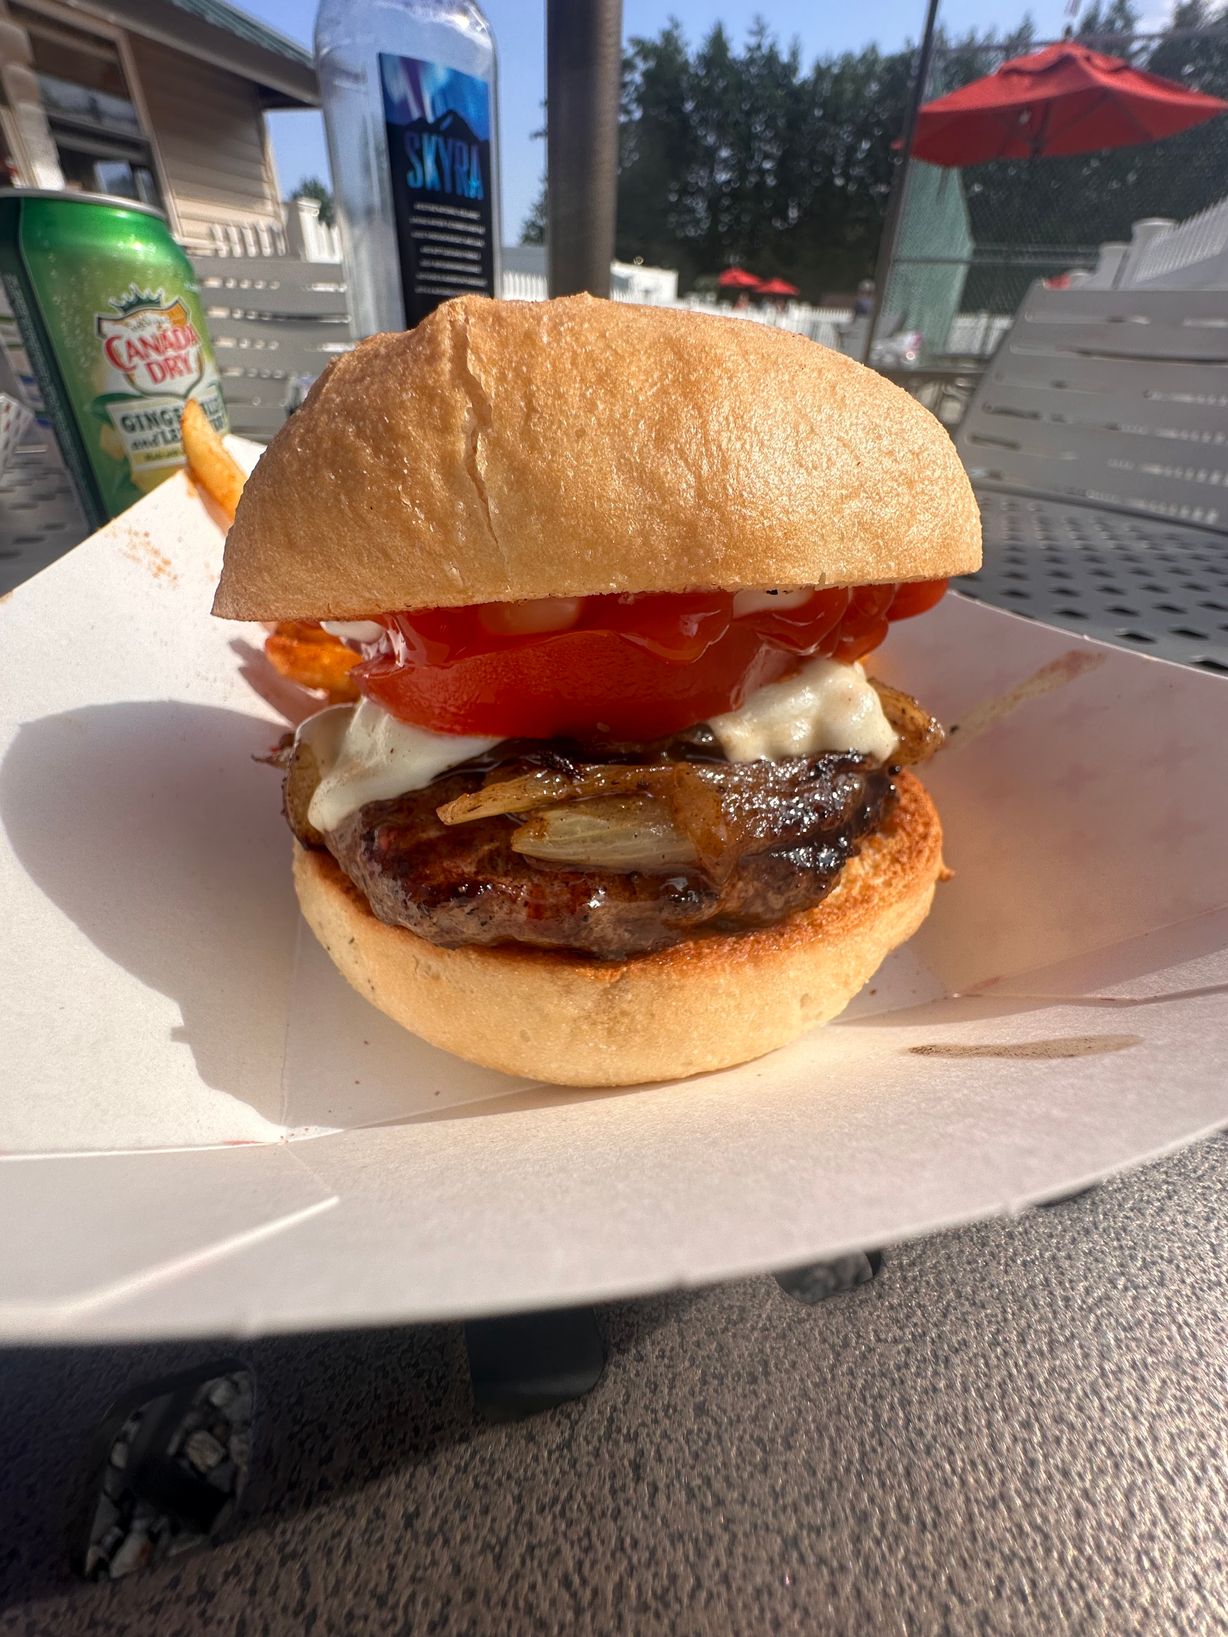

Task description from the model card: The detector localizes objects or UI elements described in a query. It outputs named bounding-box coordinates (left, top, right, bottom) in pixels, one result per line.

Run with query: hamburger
left=214, top=294, right=980, bottom=1086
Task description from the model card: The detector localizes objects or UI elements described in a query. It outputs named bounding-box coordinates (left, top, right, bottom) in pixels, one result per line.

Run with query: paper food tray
left=2, top=448, right=1226, bottom=1341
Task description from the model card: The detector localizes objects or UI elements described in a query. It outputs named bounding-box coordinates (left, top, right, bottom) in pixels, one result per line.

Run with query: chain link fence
left=877, top=23, right=1228, bottom=419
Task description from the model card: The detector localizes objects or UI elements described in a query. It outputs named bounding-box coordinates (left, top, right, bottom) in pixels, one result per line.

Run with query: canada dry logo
left=97, top=284, right=203, bottom=396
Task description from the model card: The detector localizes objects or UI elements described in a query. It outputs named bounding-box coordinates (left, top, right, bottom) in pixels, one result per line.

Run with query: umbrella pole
left=998, top=121, right=1046, bottom=335
left=546, top=0, right=624, bottom=299
left=988, top=157, right=1028, bottom=336
left=996, top=102, right=1055, bottom=332
left=863, top=0, right=942, bottom=366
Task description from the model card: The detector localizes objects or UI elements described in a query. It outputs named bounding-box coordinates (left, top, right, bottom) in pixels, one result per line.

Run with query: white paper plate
left=1, top=455, right=1226, bottom=1340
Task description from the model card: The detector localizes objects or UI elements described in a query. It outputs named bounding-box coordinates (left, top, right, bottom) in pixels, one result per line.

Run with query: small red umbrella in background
left=755, top=276, right=800, bottom=297
left=911, top=41, right=1228, bottom=166
left=716, top=267, right=763, bottom=289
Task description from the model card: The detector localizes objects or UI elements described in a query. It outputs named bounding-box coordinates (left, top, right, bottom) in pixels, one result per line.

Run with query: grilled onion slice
left=437, top=763, right=676, bottom=827
left=868, top=678, right=945, bottom=764
left=511, top=796, right=698, bottom=872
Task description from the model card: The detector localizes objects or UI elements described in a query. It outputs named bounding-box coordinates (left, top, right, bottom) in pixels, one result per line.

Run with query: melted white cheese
left=301, top=700, right=500, bottom=833
left=708, top=657, right=897, bottom=765
left=730, top=588, right=812, bottom=617
left=320, top=619, right=384, bottom=645
left=299, top=656, right=895, bottom=833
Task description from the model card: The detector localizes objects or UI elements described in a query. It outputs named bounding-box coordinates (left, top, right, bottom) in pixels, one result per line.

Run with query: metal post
left=862, top=0, right=942, bottom=366
left=546, top=0, right=623, bottom=298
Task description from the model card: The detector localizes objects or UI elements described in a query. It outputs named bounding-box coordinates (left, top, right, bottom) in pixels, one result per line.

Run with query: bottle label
left=94, top=285, right=227, bottom=489
left=380, top=52, right=495, bottom=326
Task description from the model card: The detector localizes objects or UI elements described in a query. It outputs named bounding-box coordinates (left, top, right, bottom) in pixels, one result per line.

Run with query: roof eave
left=97, top=0, right=319, bottom=108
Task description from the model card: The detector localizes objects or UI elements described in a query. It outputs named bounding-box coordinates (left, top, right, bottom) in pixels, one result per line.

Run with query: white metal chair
left=193, top=251, right=353, bottom=441
left=0, top=302, right=88, bottom=596
left=955, top=284, right=1228, bottom=674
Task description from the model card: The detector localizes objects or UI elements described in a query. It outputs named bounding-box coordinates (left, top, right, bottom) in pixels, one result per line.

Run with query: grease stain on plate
left=909, top=1033, right=1143, bottom=1060
left=949, top=650, right=1106, bottom=747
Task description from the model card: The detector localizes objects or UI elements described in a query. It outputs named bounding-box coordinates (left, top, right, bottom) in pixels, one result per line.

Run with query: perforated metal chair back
left=956, top=285, right=1228, bottom=535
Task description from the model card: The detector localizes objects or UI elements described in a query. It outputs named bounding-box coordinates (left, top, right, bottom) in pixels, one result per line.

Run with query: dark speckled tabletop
left=1, top=1136, right=1224, bottom=1635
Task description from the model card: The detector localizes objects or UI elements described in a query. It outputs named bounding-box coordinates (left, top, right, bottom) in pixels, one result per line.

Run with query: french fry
left=182, top=398, right=246, bottom=520
left=184, top=401, right=360, bottom=704
left=265, top=620, right=361, bottom=702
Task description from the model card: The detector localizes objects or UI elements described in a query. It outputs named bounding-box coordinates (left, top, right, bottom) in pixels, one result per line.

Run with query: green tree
left=520, top=180, right=547, bottom=245
left=617, top=20, right=920, bottom=296
left=614, top=9, right=1228, bottom=306
left=617, top=21, right=698, bottom=272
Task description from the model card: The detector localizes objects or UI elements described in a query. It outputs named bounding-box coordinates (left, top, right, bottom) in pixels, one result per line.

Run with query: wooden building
left=0, top=0, right=316, bottom=249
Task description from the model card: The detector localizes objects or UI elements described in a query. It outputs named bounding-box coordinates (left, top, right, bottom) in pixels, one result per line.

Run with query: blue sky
left=251, top=1, right=1080, bottom=240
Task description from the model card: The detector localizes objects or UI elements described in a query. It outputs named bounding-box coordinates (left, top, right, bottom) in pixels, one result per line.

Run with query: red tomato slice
left=353, top=582, right=946, bottom=741
left=886, top=578, right=950, bottom=620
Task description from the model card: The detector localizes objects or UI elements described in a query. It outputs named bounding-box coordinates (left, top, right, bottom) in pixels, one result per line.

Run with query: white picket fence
left=501, top=268, right=855, bottom=347
left=702, top=300, right=852, bottom=349
left=1075, top=195, right=1228, bottom=292
left=948, top=313, right=1014, bottom=353
left=499, top=268, right=550, bottom=303
left=1130, top=196, right=1228, bottom=289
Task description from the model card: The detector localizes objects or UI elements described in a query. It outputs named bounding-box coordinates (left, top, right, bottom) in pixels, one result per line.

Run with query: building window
left=10, top=4, right=165, bottom=210
left=57, top=147, right=162, bottom=206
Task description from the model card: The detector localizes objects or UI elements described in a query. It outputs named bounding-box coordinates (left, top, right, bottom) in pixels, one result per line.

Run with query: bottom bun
left=293, top=771, right=944, bottom=1087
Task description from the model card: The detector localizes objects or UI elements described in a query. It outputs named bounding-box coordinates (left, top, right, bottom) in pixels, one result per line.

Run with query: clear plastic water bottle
left=314, top=0, right=501, bottom=337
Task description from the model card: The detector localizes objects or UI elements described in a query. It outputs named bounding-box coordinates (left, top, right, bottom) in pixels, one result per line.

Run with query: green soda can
left=0, top=189, right=227, bottom=528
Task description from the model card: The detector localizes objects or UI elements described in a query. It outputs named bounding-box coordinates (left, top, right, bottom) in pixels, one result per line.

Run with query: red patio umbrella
left=716, top=267, right=762, bottom=289
left=910, top=42, right=1228, bottom=166
left=755, top=277, right=800, bottom=296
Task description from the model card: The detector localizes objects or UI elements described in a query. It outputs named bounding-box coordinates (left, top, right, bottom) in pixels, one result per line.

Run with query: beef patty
left=297, top=739, right=895, bottom=960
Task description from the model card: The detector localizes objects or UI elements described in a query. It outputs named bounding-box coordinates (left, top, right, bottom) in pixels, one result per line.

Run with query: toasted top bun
left=214, top=294, right=981, bottom=621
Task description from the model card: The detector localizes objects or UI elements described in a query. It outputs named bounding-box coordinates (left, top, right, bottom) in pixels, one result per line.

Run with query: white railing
left=1076, top=198, right=1228, bottom=291
left=610, top=260, right=679, bottom=303
left=710, top=301, right=851, bottom=348
left=499, top=274, right=854, bottom=347
left=203, top=200, right=344, bottom=263
left=1130, top=196, right=1228, bottom=288
left=206, top=219, right=287, bottom=258
left=284, top=196, right=344, bottom=263
left=500, top=268, right=549, bottom=302
left=947, top=312, right=1013, bottom=354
